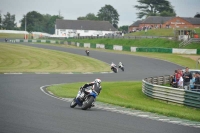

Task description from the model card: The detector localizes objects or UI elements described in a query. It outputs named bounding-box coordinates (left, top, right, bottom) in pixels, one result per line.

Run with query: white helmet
left=95, top=78, right=101, bottom=84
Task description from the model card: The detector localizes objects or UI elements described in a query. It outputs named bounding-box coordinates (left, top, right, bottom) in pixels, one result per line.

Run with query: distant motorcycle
left=85, top=50, right=89, bottom=56
left=111, top=65, right=118, bottom=73
left=70, top=85, right=99, bottom=110
left=118, top=64, right=124, bottom=71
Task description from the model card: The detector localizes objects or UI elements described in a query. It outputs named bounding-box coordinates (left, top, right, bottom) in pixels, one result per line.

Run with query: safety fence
left=12, top=39, right=200, bottom=55
left=142, top=76, right=200, bottom=108
left=72, top=35, right=174, bottom=40
left=179, top=38, right=200, bottom=47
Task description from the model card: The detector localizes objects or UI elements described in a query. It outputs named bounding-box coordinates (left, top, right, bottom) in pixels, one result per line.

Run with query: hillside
left=67, top=38, right=200, bottom=49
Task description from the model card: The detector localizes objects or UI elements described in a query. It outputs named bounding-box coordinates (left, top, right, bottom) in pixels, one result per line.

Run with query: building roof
left=182, top=17, right=200, bottom=24
left=56, top=19, right=117, bottom=31
left=130, top=20, right=143, bottom=27
left=141, top=16, right=174, bottom=24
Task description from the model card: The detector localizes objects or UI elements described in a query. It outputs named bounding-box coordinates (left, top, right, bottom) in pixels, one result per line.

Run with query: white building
left=55, top=19, right=118, bottom=37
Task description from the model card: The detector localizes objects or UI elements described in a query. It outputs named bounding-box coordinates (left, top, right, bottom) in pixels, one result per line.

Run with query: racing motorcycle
left=70, top=85, right=99, bottom=110
left=118, top=64, right=124, bottom=71
left=111, top=65, right=118, bottom=73
left=85, top=50, right=89, bottom=56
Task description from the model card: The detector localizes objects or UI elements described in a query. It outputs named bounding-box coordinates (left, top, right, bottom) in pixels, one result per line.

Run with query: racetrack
left=1, top=43, right=199, bottom=133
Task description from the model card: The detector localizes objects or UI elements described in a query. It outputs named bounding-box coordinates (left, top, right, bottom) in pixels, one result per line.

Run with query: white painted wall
left=113, top=45, right=123, bottom=51
left=96, top=44, right=105, bottom=49
left=84, top=43, right=90, bottom=48
left=172, top=48, right=197, bottom=54
left=0, top=30, right=51, bottom=37
left=131, top=47, right=137, bottom=52
left=56, top=29, right=115, bottom=37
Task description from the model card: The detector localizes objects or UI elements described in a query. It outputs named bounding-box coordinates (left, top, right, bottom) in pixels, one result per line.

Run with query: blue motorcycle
left=70, top=87, right=98, bottom=110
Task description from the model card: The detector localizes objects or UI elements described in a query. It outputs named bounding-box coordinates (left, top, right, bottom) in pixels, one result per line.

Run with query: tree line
left=0, top=11, right=63, bottom=34
left=0, top=0, right=199, bottom=34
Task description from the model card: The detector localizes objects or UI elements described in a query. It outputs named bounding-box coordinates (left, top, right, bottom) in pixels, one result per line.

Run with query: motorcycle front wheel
left=81, top=96, right=94, bottom=110
left=70, top=98, right=77, bottom=108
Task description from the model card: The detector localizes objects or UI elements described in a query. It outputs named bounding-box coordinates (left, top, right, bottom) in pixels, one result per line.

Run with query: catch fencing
left=142, top=76, right=200, bottom=108
left=72, top=35, right=174, bottom=40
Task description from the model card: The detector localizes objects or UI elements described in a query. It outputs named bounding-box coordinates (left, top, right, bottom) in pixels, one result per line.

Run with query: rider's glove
left=79, top=86, right=83, bottom=90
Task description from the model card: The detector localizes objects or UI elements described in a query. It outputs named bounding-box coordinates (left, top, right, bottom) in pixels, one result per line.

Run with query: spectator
left=194, top=72, right=200, bottom=89
left=183, top=67, right=192, bottom=90
left=178, top=76, right=183, bottom=89
left=170, top=70, right=177, bottom=88
left=175, top=69, right=182, bottom=84
left=190, top=73, right=196, bottom=90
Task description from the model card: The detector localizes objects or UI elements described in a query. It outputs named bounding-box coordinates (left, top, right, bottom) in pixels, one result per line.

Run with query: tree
left=2, top=12, right=16, bottom=30
left=0, top=14, right=2, bottom=29
left=20, top=11, right=63, bottom=34
left=160, top=10, right=176, bottom=17
left=20, top=11, right=44, bottom=32
left=118, top=25, right=129, bottom=33
left=45, top=14, right=63, bottom=34
left=194, top=12, right=200, bottom=18
left=134, top=0, right=176, bottom=18
left=97, top=5, right=119, bottom=28
left=77, top=13, right=98, bottom=20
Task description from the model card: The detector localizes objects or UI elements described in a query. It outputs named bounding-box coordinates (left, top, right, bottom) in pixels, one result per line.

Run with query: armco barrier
left=136, top=48, right=172, bottom=53
left=197, top=49, right=200, bottom=55
left=14, top=39, right=200, bottom=55
left=142, top=76, right=200, bottom=108
left=90, top=43, right=96, bottom=48
left=105, top=44, right=113, bottom=50
left=79, top=43, right=84, bottom=47
left=123, top=46, right=131, bottom=51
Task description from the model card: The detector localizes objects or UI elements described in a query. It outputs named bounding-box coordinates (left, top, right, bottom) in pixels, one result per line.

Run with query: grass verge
left=47, top=81, right=200, bottom=122
left=34, top=43, right=198, bottom=69
left=66, top=38, right=200, bottom=49
left=126, top=28, right=200, bottom=37
left=0, top=33, right=28, bottom=39
left=0, top=43, right=110, bottom=72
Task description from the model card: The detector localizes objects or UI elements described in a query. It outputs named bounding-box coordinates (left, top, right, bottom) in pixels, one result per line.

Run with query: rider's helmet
left=94, top=78, right=101, bottom=84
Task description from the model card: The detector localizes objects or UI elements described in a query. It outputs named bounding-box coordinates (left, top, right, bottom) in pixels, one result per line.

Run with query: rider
left=118, top=62, right=123, bottom=68
left=76, top=78, right=102, bottom=106
left=85, top=49, right=89, bottom=53
left=110, top=62, right=117, bottom=70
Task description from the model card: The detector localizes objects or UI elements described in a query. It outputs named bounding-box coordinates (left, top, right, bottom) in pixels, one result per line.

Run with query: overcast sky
left=0, top=0, right=200, bottom=27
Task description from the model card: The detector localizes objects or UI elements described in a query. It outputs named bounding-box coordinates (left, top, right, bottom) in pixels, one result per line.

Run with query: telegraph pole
left=25, top=15, right=26, bottom=31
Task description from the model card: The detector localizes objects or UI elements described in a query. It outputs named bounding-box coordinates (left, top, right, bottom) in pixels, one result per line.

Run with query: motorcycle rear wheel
left=81, top=96, right=94, bottom=110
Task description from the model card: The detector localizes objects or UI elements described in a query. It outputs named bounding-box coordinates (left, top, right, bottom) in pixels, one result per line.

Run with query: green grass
left=127, top=28, right=175, bottom=36
left=127, top=28, right=200, bottom=37
left=33, top=43, right=198, bottom=69
left=0, top=43, right=110, bottom=72
left=66, top=38, right=200, bottom=49
left=0, top=33, right=29, bottom=39
left=47, top=81, right=200, bottom=121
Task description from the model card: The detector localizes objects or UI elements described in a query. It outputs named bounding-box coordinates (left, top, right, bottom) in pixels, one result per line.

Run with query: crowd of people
left=170, top=67, right=200, bottom=91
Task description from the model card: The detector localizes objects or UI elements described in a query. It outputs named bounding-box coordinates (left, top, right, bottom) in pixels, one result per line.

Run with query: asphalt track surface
left=0, top=42, right=199, bottom=133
